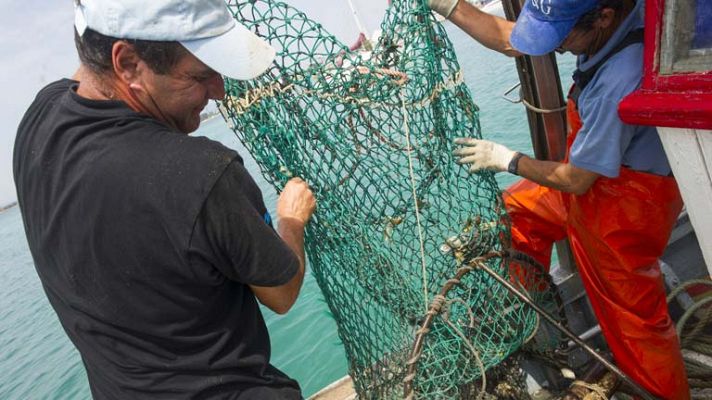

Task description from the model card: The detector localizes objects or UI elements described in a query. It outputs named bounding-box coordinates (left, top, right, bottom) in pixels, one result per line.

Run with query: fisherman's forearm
left=275, top=217, right=307, bottom=303
left=448, top=0, right=521, bottom=57
left=278, top=217, right=307, bottom=277
left=516, top=156, right=598, bottom=195
left=250, top=218, right=306, bottom=315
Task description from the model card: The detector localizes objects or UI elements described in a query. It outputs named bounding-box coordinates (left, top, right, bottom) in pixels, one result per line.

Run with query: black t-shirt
left=13, top=79, right=301, bottom=399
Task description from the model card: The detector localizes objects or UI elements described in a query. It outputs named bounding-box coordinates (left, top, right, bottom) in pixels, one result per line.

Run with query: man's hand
left=429, top=0, right=459, bottom=18
left=277, top=178, right=316, bottom=225
left=455, top=139, right=600, bottom=195
left=251, top=178, right=315, bottom=315
left=453, top=137, right=516, bottom=173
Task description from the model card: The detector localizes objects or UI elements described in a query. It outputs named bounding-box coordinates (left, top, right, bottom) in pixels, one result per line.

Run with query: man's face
left=137, top=51, right=226, bottom=134
left=556, top=27, right=597, bottom=56
left=556, top=8, right=617, bottom=56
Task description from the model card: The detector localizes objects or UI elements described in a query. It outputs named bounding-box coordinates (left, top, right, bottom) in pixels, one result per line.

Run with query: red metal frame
left=618, top=0, right=712, bottom=130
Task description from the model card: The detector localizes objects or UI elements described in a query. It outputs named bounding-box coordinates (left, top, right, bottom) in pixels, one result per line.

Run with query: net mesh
left=218, top=0, right=547, bottom=397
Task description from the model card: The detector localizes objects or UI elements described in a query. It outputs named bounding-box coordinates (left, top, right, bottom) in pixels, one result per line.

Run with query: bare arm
left=453, top=138, right=599, bottom=195
left=516, top=155, right=600, bottom=195
left=250, top=217, right=307, bottom=314
left=447, top=0, right=522, bottom=57
left=249, top=178, right=315, bottom=314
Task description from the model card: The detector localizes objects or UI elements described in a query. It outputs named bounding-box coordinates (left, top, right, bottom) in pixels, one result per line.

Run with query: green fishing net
left=218, top=0, right=550, bottom=397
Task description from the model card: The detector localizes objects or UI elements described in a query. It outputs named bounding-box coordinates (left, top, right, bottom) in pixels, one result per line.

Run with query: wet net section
left=219, top=0, right=551, bottom=397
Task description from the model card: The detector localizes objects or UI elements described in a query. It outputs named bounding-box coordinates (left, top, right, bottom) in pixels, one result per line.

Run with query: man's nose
left=207, top=74, right=226, bottom=100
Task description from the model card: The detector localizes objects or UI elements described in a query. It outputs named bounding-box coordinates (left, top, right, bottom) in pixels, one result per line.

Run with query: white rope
left=344, top=0, right=369, bottom=35
left=521, top=98, right=567, bottom=114
left=570, top=380, right=609, bottom=399
left=224, top=69, right=464, bottom=114
left=400, top=88, right=429, bottom=312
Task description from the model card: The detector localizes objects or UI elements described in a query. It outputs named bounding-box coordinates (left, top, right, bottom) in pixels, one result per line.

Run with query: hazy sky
left=0, top=0, right=389, bottom=206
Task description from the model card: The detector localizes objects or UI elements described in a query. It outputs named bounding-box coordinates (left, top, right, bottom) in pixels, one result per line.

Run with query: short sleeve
left=190, top=159, right=299, bottom=286
left=569, top=48, right=643, bottom=178
left=569, top=97, right=636, bottom=178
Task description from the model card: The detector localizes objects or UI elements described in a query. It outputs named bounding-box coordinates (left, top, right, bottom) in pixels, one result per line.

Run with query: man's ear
left=111, top=41, right=143, bottom=87
left=594, top=8, right=616, bottom=30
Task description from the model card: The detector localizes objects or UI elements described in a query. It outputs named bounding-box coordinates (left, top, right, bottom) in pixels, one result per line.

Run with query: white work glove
left=453, top=137, right=516, bottom=173
left=429, top=0, right=459, bottom=18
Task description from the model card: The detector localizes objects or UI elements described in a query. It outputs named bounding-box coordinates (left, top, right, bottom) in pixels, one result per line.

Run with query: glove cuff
left=431, top=0, right=459, bottom=18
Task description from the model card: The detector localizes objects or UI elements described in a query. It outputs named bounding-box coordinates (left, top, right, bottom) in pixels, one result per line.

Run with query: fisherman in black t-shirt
left=13, top=0, right=316, bottom=399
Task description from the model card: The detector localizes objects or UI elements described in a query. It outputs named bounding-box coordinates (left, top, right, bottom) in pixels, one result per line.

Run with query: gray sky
left=0, top=0, right=388, bottom=206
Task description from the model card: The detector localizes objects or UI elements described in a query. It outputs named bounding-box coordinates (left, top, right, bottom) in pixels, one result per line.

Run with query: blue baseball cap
left=510, top=0, right=600, bottom=56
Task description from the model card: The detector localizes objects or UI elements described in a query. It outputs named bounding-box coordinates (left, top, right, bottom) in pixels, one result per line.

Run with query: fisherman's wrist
left=278, top=215, right=308, bottom=230
left=507, top=152, right=525, bottom=175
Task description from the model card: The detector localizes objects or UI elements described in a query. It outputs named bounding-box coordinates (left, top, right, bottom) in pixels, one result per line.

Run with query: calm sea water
left=0, top=22, right=575, bottom=399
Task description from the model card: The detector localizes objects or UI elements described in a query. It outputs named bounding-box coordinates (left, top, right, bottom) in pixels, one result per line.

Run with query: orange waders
left=503, top=100, right=690, bottom=399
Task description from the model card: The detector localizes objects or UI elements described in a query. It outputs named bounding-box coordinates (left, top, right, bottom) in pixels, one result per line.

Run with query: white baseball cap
left=74, top=0, right=276, bottom=80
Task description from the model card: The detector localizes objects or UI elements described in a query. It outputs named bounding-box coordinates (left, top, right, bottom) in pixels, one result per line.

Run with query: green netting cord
left=218, top=0, right=550, bottom=398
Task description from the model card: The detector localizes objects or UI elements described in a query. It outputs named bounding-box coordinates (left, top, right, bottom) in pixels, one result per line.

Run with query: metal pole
left=473, top=260, right=658, bottom=400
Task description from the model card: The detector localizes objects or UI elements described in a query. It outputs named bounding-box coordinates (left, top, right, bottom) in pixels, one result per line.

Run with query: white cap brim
left=181, top=22, right=275, bottom=81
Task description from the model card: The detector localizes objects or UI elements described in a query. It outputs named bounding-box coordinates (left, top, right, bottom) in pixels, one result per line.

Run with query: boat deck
left=308, top=376, right=356, bottom=400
